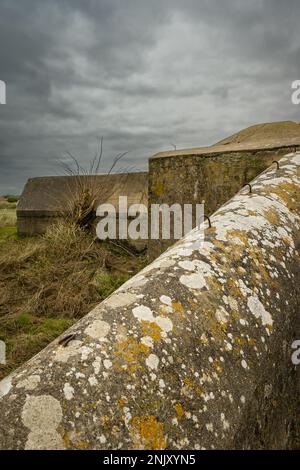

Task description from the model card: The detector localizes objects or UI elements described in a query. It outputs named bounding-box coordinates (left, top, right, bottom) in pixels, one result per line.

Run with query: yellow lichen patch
left=206, top=225, right=216, bottom=234
left=182, top=377, right=204, bottom=397
left=100, top=415, right=110, bottom=427
left=114, top=336, right=150, bottom=373
left=191, top=296, right=230, bottom=340
left=213, top=239, right=228, bottom=253
left=235, top=336, right=247, bottom=347
left=183, top=377, right=194, bottom=388
left=63, top=432, right=70, bottom=448
left=272, top=245, right=288, bottom=261
left=209, top=319, right=228, bottom=340
left=227, top=229, right=249, bottom=246
left=191, top=294, right=215, bottom=317
left=231, top=309, right=240, bottom=320
left=141, top=320, right=162, bottom=342
left=237, top=266, right=247, bottom=276
left=194, top=384, right=205, bottom=397
left=200, top=332, right=209, bottom=345
left=174, top=403, right=184, bottom=419
left=213, top=360, right=223, bottom=374
left=282, top=236, right=293, bottom=247
left=117, top=398, right=126, bottom=408
left=247, top=337, right=257, bottom=347
left=266, top=324, right=273, bottom=333
left=247, top=210, right=258, bottom=216
left=188, top=299, right=200, bottom=310
left=264, top=208, right=281, bottom=226
left=247, top=245, right=280, bottom=289
left=63, top=432, right=89, bottom=449
left=172, top=301, right=185, bottom=317
left=130, top=415, right=166, bottom=450
left=76, top=441, right=89, bottom=450
left=227, top=278, right=244, bottom=299
left=158, top=305, right=170, bottom=317
left=207, top=275, right=223, bottom=291
left=153, top=179, right=165, bottom=197
left=266, top=182, right=299, bottom=211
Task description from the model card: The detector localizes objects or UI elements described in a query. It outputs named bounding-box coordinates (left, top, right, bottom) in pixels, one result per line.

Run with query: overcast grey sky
left=0, top=0, right=300, bottom=194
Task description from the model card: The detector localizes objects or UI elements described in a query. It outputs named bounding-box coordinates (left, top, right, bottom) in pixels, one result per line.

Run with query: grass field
left=0, top=196, right=147, bottom=380
left=0, top=196, right=17, bottom=230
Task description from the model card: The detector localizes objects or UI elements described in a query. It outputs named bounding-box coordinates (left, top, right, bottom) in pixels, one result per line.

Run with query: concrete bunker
left=149, top=121, right=300, bottom=258
left=16, top=121, right=300, bottom=259
left=17, top=172, right=148, bottom=251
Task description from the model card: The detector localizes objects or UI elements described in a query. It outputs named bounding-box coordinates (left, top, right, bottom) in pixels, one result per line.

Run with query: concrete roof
left=151, top=121, right=300, bottom=159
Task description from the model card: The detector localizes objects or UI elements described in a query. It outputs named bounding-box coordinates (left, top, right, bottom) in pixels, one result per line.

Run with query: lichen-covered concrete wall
left=149, top=146, right=300, bottom=259
left=0, top=153, right=299, bottom=450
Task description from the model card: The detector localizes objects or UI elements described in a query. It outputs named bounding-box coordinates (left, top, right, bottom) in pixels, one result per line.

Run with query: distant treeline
left=2, top=195, right=19, bottom=203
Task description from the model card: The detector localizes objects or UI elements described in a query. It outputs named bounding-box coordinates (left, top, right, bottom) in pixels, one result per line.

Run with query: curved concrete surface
left=0, top=153, right=299, bottom=449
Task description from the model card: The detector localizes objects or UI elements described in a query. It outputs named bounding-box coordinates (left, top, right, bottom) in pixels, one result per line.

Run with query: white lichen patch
left=215, top=306, right=229, bottom=323
left=145, top=353, right=159, bottom=370
left=85, top=320, right=111, bottom=340
left=16, top=374, right=40, bottom=391
left=53, top=339, right=83, bottom=363
left=227, top=296, right=238, bottom=311
left=103, top=359, right=112, bottom=369
left=132, top=305, right=154, bottom=322
left=103, top=292, right=137, bottom=308
left=178, top=260, right=198, bottom=271
left=160, top=295, right=172, bottom=306
left=120, top=274, right=148, bottom=289
left=92, top=358, right=102, bottom=375
left=141, top=336, right=154, bottom=348
left=247, top=295, right=273, bottom=327
left=155, top=316, right=173, bottom=333
left=179, top=259, right=212, bottom=291
left=63, top=382, right=74, bottom=400
left=132, top=305, right=173, bottom=335
left=22, top=395, right=65, bottom=450
left=206, top=423, right=214, bottom=432
left=88, top=376, right=98, bottom=386
left=0, top=376, right=12, bottom=398
left=80, top=346, right=92, bottom=361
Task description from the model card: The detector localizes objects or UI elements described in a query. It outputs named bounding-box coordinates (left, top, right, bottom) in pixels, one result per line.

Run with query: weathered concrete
left=149, top=121, right=300, bottom=258
left=17, top=172, right=148, bottom=233
left=1, top=152, right=299, bottom=449
left=154, top=121, right=300, bottom=159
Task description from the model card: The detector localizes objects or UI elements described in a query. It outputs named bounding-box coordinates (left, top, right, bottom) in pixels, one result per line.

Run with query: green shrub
left=0, top=226, right=18, bottom=243
left=33, top=318, right=74, bottom=337
left=15, top=312, right=34, bottom=329
left=93, top=271, right=129, bottom=299
left=5, top=195, right=19, bottom=203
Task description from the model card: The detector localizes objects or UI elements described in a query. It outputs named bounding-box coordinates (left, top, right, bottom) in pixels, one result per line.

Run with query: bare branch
left=95, top=136, right=104, bottom=174
left=108, top=152, right=128, bottom=175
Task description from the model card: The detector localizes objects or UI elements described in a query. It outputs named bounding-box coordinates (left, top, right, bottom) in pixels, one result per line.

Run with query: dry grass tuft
left=0, top=208, right=17, bottom=227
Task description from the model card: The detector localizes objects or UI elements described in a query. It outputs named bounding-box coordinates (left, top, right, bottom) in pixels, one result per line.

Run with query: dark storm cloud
left=0, top=0, right=300, bottom=193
